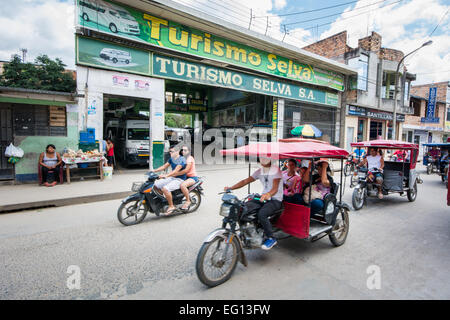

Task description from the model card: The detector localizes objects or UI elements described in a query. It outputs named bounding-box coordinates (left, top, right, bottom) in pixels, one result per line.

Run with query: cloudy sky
left=0, top=0, right=448, bottom=85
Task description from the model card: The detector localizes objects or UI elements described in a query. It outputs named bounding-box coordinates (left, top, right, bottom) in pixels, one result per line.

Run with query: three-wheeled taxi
left=422, top=143, right=450, bottom=181
left=195, top=140, right=351, bottom=287
left=350, top=140, right=422, bottom=210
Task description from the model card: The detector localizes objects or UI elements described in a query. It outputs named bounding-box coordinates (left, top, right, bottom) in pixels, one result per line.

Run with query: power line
left=285, top=0, right=401, bottom=27
left=428, top=8, right=449, bottom=37
left=297, top=0, right=403, bottom=31
left=255, top=0, right=362, bottom=18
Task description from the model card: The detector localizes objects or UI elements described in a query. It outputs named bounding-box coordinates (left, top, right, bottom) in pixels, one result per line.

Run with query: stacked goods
left=63, top=148, right=102, bottom=159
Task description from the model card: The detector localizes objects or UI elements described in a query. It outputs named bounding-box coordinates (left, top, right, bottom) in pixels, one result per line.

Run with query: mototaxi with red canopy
left=350, top=140, right=421, bottom=208
left=221, top=140, right=350, bottom=243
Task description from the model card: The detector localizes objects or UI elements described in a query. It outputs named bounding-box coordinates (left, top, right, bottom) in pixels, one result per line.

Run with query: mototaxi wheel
left=352, top=187, right=365, bottom=210
left=117, top=198, right=148, bottom=226
left=196, top=235, right=239, bottom=287
left=329, top=207, right=349, bottom=246
left=407, top=180, right=418, bottom=202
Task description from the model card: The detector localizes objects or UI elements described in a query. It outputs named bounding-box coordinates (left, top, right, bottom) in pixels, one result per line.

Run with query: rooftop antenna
left=20, top=48, right=27, bottom=63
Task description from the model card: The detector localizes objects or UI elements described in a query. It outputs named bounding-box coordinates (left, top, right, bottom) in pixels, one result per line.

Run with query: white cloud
left=0, top=0, right=75, bottom=68
left=274, top=0, right=287, bottom=10
left=319, top=0, right=450, bottom=84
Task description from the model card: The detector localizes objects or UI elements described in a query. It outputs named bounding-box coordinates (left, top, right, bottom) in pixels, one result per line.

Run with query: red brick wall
left=358, top=31, right=382, bottom=53
left=379, top=48, right=404, bottom=62
left=303, top=31, right=348, bottom=62
left=411, top=82, right=449, bottom=102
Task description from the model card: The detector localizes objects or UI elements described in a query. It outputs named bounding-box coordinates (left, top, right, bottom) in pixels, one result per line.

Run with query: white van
left=110, top=119, right=150, bottom=167
left=100, top=48, right=132, bottom=64
left=79, top=0, right=140, bottom=35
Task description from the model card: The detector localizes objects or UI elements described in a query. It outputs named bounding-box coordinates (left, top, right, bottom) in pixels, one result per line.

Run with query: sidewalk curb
left=0, top=191, right=132, bottom=213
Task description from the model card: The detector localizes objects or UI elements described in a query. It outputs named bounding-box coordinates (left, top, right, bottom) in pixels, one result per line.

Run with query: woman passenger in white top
left=360, top=147, right=385, bottom=199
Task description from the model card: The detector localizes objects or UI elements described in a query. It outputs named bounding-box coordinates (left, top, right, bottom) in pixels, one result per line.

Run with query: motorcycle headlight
left=325, top=201, right=335, bottom=215
left=219, top=204, right=232, bottom=217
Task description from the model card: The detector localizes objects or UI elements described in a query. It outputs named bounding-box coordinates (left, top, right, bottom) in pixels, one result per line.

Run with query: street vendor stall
left=62, top=149, right=105, bottom=183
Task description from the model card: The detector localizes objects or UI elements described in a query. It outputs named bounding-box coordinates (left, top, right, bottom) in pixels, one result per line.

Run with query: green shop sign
left=76, top=36, right=151, bottom=75
left=152, top=54, right=339, bottom=107
left=76, top=0, right=344, bottom=91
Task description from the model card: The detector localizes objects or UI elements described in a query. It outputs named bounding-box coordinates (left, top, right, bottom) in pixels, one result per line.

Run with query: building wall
left=411, top=81, right=449, bottom=102
left=14, top=108, right=79, bottom=182
left=76, top=66, right=166, bottom=168
left=303, top=31, right=349, bottom=63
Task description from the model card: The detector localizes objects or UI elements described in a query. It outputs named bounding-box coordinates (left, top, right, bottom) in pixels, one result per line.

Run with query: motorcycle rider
left=152, top=145, right=187, bottom=215
left=224, top=156, right=283, bottom=250
left=360, top=147, right=385, bottom=199
left=428, top=146, right=441, bottom=167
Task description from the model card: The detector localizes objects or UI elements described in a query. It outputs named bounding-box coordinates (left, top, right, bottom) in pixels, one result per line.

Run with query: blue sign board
left=422, top=87, right=439, bottom=123
left=427, top=87, right=437, bottom=118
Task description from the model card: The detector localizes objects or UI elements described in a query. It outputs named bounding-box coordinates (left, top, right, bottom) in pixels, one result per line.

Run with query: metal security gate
left=0, top=104, right=14, bottom=180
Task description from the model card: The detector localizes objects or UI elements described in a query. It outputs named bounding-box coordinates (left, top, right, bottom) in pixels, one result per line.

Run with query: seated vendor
left=39, top=144, right=63, bottom=187
left=282, top=159, right=303, bottom=204
left=302, top=159, right=333, bottom=215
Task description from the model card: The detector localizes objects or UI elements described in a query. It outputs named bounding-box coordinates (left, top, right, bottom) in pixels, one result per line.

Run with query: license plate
left=138, top=154, right=149, bottom=157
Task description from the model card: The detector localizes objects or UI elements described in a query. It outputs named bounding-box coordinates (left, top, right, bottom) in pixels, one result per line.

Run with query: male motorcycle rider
left=152, top=145, right=187, bottom=215
left=360, top=147, right=385, bottom=199
left=224, top=156, right=283, bottom=250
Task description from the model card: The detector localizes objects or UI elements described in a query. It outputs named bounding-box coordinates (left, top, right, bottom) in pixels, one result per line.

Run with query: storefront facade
left=74, top=0, right=356, bottom=167
left=0, top=87, right=78, bottom=182
left=345, top=105, right=405, bottom=151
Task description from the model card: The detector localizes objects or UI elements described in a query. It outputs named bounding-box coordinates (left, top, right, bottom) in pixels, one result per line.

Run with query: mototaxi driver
left=360, top=147, right=385, bottom=199
left=224, top=156, right=283, bottom=251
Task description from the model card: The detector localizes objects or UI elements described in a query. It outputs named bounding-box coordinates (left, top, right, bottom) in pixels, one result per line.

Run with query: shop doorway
left=347, top=127, right=355, bottom=151
left=0, top=104, right=14, bottom=180
left=103, top=94, right=151, bottom=168
left=369, top=120, right=383, bottom=140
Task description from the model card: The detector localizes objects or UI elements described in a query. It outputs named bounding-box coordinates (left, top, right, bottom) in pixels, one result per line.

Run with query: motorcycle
left=344, top=155, right=359, bottom=176
left=352, top=167, right=387, bottom=210
left=117, top=172, right=204, bottom=226
left=426, top=156, right=440, bottom=175
left=195, top=192, right=283, bottom=287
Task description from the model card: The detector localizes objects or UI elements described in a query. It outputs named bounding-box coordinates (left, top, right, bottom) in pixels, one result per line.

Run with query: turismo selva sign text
left=153, top=54, right=339, bottom=107
left=76, top=0, right=344, bottom=91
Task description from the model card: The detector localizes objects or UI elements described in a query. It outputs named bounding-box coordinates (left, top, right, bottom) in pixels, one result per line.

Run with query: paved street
left=0, top=165, right=449, bottom=300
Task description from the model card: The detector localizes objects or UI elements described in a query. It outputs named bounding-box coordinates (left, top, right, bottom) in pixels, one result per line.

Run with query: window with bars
left=13, top=104, right=67, bottom=136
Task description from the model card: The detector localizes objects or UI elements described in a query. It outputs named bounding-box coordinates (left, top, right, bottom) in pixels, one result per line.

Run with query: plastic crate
left=79, top=128, right=96, bottom=144
left=78, top=142, right=99, bottom=152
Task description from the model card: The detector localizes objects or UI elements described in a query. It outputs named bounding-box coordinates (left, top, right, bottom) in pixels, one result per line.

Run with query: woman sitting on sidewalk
left=39, top=144, right=63, bottom=187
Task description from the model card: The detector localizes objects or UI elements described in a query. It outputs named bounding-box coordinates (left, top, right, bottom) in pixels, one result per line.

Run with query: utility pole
left=20, top=48, right=27, bottom=63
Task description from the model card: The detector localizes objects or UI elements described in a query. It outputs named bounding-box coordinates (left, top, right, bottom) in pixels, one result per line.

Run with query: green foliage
left=0, top=54, right=76, bottom=92
left=165, top=113, right=192, bottom=128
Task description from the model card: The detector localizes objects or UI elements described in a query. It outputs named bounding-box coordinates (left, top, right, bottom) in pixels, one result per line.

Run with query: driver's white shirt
left=367, top=155, right=382, bottom=170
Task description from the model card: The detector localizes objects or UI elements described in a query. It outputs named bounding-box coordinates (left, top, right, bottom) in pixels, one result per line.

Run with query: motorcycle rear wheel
left=183, top=190, right=202, bottom=213
left=196, top=235, right=239, bottom=287
left=329, top=207, right=349, bottom=246
left=117, top=198, right=148, bottom=226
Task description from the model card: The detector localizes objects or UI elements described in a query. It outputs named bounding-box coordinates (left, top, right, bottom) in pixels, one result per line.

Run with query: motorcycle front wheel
left=352, top=187, right=365, bottom=210
left=344, top=164, right=351, bottom=176
left=196, top=235, right=239, bottom=287
left=117, top=198, right=148, bottom=226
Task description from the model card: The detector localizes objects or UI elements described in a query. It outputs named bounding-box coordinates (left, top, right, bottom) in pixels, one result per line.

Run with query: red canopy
left=351, top=139, right=419, bottom=150
left=220, top=141, right=349, bottom=159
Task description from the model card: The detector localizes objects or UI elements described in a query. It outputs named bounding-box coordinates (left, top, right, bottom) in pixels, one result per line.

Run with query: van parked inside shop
left=79, top=0, right=140, bottom=35
left=106, top=119, right=150, bottom=167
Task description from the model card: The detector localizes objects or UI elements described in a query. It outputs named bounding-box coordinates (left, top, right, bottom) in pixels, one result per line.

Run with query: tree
left=165, top=113, right=192, bottom=128
left=0, top=54, right=76, bottom=92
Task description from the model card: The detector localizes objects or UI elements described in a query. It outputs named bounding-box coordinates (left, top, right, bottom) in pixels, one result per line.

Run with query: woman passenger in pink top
left=179, top=145, right=199, bottom=210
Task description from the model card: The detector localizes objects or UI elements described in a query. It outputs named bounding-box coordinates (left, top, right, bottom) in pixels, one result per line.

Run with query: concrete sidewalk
left=0, top=163, right=249, bottom=213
